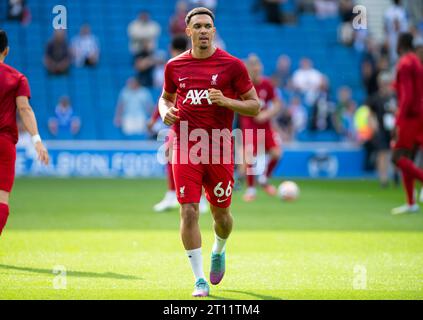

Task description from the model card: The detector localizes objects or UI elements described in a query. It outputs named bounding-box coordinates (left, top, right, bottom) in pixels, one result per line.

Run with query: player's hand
left=163, top=107, right=180, bottom=126
left=254, top=112, right=269, bottom=124
left=209, top=88, right=229, bottom=107
left=35, top=142, right=49, bottom=165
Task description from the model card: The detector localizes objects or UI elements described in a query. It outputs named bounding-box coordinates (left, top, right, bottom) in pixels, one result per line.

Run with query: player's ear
left=4, top=46, right=9, bottom=57
left=185, top=26, right=192, bottom=38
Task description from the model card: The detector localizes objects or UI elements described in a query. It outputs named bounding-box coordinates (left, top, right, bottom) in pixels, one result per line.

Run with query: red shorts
left=393, top=119, right=423, bottom=150
left=243, top=128, right=280, bottom=155
left=172, top=148, right=234, bottom=208
left=0, top=136, right=16, bottom=193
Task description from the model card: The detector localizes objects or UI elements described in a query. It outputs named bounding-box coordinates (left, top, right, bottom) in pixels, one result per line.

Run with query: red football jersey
left=239, top=77, right=277, bottom=131
left=0, top=62, right=31, bottom=144
left=394, top=52, right=423, bottom=125
left=163, top=48, right=253, bottom=140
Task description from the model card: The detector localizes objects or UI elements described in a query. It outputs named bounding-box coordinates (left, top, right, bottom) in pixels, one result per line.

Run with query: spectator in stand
left=360, top=38, right=379, bottom=97
left=340, top=100, right=357, bottom=141
left=338, top=0, right=356, bottom=47
left=44, top=30, right=71, bottom=75
left=128, top=11, right=161, bottom=55
left=48, top=96, right=81, bottom=139
left=71, top=24, right=100, bottom=68
left=361, top=39, right=391, bottom=98
left=354, top=103, right=376, bottom=171
left=333, top=86, right=357, bottom=141
left=361, top=59, right=378, bottom=98
left=114, top=77, right=154, bottom=137
left=170, top=1, right=189, bottom=37
left=292, top=57, right=324, bottom=105
left=309, top=76, right=335, bottom=132
left=7, top=0, right=31, bottom=25
left=288, top=95, right=308, bottom=138
left=384, top=0, right=409, bottom=64
left=367, top=72, right=397, bottom=187
left=134, top=40, right=160, bottom=87
left=261, top=0, right=285, bottom=24
left=315, top=0, right=338, bottom=19
left=153, top=35, right=188, bottom=89
left=333, top=86, right=354, bottom=136
left=276, top=107, right=293, bottom=142
left=271, top=54, right=292, bottom=90
left=339, top=0, right=355, bottom=23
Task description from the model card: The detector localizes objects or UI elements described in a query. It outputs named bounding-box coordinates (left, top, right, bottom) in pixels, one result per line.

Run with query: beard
left=199, top=44, right=209, bottom=50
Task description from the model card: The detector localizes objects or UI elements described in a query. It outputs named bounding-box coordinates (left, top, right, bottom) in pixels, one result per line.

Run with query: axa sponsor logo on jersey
left=183, top=89, right=212, bottom=105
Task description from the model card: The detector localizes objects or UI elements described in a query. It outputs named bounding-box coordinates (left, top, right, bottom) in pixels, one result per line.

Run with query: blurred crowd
left=7, top=0, right=423, bottom=178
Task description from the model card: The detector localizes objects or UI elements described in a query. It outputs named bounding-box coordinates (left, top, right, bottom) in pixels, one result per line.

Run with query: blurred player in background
left=367, top=71, right=396, bottom=188
left=149, top=35, right=209, bottom=214
left=0, top=30, right=49, bottom=236
left=159, top=8, right=260, bottom=297
left=391, top=32, right=423, bottom=215
left=239, top=54, right=282, bottom=202
left=413, top=35, right=423, bottom=202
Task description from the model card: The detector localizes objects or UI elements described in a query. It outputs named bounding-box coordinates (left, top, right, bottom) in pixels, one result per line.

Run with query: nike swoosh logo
left=179, top=77, right=188, bottom=81
left=217, top=198, right=228, bottom=203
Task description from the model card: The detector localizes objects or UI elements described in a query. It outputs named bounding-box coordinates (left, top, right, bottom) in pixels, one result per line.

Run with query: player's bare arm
left=208, top=87, right=260, bottom=117
left=16, top=96, right=49, bottom=165
left=159, top=90, right=180, bottom=126
left=255, top=96, right=283, bottom=124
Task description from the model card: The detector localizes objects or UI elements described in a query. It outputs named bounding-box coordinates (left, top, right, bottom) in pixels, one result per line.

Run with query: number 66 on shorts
left=173, top=161, right=234, bottom=208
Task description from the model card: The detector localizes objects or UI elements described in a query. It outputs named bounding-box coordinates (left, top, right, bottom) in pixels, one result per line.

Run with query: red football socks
left=246, top=164, right=255, bottom=187
left=266, top=158, right=278, bottom=178
left=397, top=157, right=423, bottom=183
left=401, top=172, right=415, bottom=205
left=0, top=203, right=9, bottom=236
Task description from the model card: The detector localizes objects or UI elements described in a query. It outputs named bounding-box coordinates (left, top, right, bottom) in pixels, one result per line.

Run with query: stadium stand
left=0, top=0, right=364, bottom=141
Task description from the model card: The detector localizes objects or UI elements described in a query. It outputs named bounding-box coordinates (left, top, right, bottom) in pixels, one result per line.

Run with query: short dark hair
left=397, top=32, right=414, bottom=52
left=171, top=35, right=188, bottom=52
left=0, top=30, right=8, bottom=53
left=185, top=7, right=215, bottom=26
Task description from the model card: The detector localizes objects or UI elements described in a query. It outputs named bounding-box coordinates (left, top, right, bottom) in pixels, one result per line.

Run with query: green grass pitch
left=0, top=178, right=422, bottom=300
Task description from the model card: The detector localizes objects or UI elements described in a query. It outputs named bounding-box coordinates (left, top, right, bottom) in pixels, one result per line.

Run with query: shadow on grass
left=0, top=264, right=141, bottom=280
left=209, top=290, right=282, bottom=300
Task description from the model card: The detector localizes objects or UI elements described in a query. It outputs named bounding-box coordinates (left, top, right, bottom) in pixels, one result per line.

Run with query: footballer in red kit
left=158, top=8, right=260, bottom=297
left=239, top=54, right=282, bottom=202
left=148, top=35, right=209, bottom=214
left=164, top=47, right=253, bottom=207
left=0, top=30, right=49, bottom=236
left=391, top=32, right=423, bottom=215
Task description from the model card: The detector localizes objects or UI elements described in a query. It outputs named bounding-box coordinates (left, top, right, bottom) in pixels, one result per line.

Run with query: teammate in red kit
left=158, top=8, right=260, bottom=297
left=391, top=32, right=423, bottom=215
left=239, top=54, right=282, bottom=202
left=0, top=30, right=49, bottom=235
